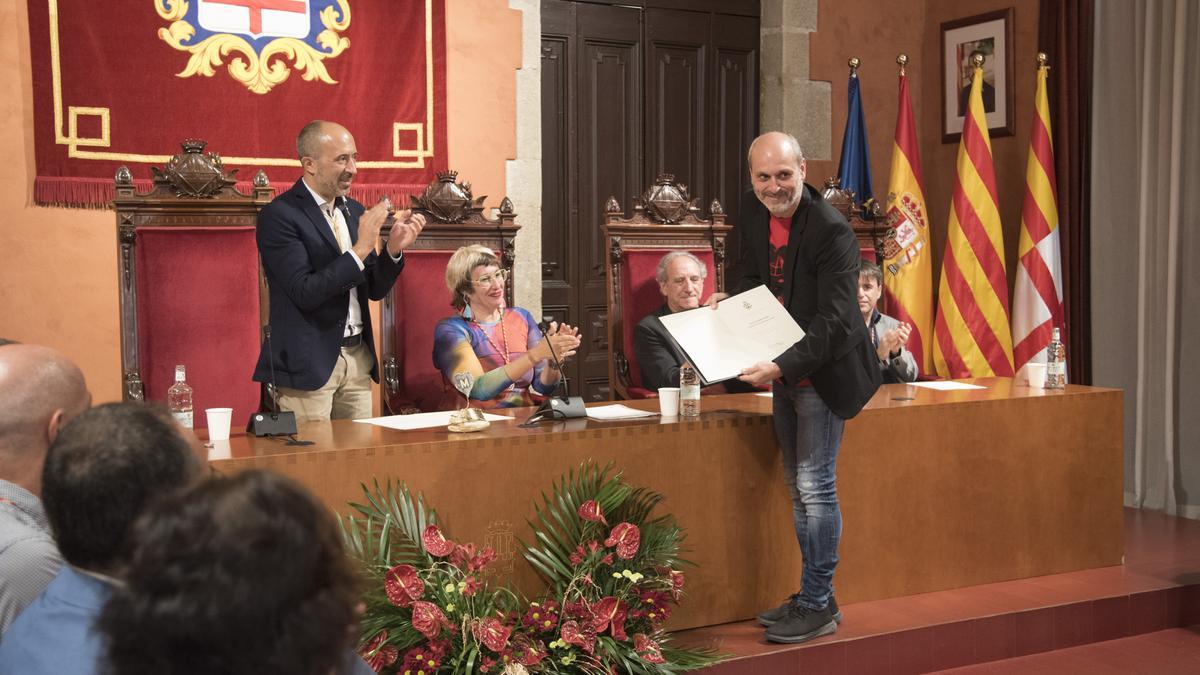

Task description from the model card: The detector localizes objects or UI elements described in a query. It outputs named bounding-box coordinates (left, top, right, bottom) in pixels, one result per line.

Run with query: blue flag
left=837, top=74, right=874, bottom=210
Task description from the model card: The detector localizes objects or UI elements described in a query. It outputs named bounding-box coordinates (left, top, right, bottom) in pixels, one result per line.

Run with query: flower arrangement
left=340, top=463, right=723, bottom=674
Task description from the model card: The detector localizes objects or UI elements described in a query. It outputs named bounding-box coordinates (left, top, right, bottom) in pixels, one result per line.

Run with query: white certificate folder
left=657, top=285, right=805, bottom=384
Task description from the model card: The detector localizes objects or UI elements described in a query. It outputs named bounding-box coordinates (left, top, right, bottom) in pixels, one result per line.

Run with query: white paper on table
left=909, top=381, right=986, bottom=391
left=355, top=410, right=511, bottom=430
left=755, top=392, right=773, bottom=398
left=658, top=285, right=805, bottom=384
left=584, top=404, right=658, bottom=420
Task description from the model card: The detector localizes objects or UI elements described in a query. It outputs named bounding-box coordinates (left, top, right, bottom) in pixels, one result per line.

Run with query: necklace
left=469, top=308, right=511, bottom=364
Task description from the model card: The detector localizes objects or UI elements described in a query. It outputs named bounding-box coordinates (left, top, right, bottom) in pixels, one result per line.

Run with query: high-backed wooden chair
left=113, top=140, right=273, bottom=428
left=602, top=174, right=732, bottom=400
left=379, top=171, right=519, bottom=414
left=822, top=177, right=885, bottom=264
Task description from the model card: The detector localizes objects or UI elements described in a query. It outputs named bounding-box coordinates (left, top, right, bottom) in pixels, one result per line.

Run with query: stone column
left=760, top=0, right=830, bottom=160
left=507, top=0, right=543, bottom=318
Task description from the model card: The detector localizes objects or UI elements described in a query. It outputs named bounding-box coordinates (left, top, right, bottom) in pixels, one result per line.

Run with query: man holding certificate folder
left=713, top=132, right=882, bottom=644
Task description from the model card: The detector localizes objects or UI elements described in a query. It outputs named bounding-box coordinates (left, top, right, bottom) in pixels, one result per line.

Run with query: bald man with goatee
left=712, top=132, right=882, bottom=644
left=0, top=342, right=90, bottom=633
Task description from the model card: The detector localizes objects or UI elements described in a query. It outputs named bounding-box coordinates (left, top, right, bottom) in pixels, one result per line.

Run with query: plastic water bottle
left=1045, top=328, right=1066, bottom=389
left=167, top=365, right=194, bottom=429
left=680, top=362, right=700, bottom=417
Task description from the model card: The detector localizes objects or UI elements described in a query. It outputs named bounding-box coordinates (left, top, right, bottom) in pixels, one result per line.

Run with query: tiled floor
left=677, top=508, right=1200, bottom=674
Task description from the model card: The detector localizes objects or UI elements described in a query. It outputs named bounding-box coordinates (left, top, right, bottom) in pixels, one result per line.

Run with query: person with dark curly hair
left=98, top=470, right=372, bottom=675
left=0, top=402, right=198, bottom=673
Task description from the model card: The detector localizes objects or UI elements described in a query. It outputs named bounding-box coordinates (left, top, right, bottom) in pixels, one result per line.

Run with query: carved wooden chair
left=602, top=174, right=731, bottom=400
left=822, top=177, right=885, bottom=264
left=113, top=140, right=273, bottom=428
left=379, top=171, right=519, bottom=414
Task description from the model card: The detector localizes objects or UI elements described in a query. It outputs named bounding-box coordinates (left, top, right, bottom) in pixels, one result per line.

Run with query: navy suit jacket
left=253, top=179, right=404, bottom=391
left=730, top=184, right=881, bottom=419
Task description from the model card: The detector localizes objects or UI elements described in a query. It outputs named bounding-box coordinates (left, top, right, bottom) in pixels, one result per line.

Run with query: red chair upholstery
left=133, top=228, right=262, bottom=426
left=603, top=174, right=732, bottom=400
left=380, top=172, right=519, bottom=414
left=114, top=140, right=274, bottom=428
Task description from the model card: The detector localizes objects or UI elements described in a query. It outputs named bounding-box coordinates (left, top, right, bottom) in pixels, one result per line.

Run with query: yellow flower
left=447, top=603, right=456, bottom=612
left=444, top=583, right=456, bottom=593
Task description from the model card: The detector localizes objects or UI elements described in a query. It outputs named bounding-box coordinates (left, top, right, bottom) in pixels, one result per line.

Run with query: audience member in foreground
left=0, top=402, right=200, bottom=673
left=99, top=470, right=373, bottom=675
left=0, top=342, right=90, bottom=633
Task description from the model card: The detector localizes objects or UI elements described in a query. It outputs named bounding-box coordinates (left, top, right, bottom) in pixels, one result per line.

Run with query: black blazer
left=730, top=184, right=881, bottom=419
left=253, top=179, right=404, bottom=391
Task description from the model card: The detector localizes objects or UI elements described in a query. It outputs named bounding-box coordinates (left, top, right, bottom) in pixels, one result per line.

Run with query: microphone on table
left=520, top=319, right=586, bottom=426
left=247, top=325, right=301, bottom=439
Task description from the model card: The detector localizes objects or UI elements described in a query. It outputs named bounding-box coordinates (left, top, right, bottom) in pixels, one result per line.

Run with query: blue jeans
left=772, top=382, right=845, bottom=611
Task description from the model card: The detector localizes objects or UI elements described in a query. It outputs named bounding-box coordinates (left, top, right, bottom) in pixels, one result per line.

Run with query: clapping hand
left=876, top=322, right=912, bottom=360
left=385, top=203, right=426, bottom=256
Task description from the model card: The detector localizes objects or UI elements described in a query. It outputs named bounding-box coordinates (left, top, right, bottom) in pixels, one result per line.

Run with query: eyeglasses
left=471, top=269, right=510, bottom=288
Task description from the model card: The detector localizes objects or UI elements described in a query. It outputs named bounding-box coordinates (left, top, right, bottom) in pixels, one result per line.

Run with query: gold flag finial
left=848, top=56, right=860, bottom=78
left=897, top=54, right=909, bottom=67
left=1036, top=52, right=1048, bottom=67
left=970, top=51, right=985, bottom=68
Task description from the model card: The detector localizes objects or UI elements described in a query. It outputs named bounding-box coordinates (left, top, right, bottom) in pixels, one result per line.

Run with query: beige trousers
left=276, top=342, right=374, bottom=421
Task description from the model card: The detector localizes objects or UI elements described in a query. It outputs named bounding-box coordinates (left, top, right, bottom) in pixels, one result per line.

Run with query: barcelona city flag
left=881, top=59, right=932, bottom=373
left=836, top=66, right=874, bottom=210
left=1011, top=60, right=1066, bottom=374
left=933, top=65, right=1015, bottom=378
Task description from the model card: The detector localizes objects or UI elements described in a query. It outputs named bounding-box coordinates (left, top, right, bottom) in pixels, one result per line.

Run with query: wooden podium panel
left=206, top=380, right=1123, bottom=630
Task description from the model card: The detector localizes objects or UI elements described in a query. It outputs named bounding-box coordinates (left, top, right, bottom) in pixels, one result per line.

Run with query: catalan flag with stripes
left=882, top=58, right=932, bottom=373
left=1011, top=60, right=1065, bottom=373
left=933, top=65, right=1015, bottom=378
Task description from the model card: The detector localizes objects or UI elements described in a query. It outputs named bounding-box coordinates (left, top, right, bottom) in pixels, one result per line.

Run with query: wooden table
left=206, top=379, right=1123, bottom=630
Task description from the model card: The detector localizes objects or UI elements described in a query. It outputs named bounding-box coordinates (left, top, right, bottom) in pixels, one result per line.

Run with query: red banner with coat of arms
left=27, top=0, right=447, bottom=207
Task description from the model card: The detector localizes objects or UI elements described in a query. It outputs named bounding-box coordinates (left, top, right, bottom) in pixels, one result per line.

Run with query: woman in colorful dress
left=433, top=245, right=581, bottom=409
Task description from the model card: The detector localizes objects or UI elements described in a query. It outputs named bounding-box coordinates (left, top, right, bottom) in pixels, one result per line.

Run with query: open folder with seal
left=657, top=285, right=805, bottom=385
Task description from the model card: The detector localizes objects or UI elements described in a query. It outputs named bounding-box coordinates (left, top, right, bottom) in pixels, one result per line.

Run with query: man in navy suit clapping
left=253, top=121, right=425, bottom=421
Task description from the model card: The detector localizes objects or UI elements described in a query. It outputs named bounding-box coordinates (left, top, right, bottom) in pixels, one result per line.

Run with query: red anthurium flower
left=559, top=619, right=597, bottom=655
left=383, top=564, right=424, bottom=607
left=603, top=522, right=641, bottom=560
left=578, top=499, right=607, bottom=525
left=634, top=633, right=667, bottom=664
left=422, top=525, right=456, bottom=557
left=590, top=596, right=629, bottom=641
left=410, top=601, right=453, bottom=639
left=511, top=634, right=548, bottom=666
left=471, top=616, right=513, bottom=653
left=357, top=631, right=399, bottom=672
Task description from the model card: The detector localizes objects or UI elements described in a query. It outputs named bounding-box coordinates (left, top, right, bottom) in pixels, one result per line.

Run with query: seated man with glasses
left=432, top=245, right=582, bottom=409
left=634, top=251, right=757, bottom=393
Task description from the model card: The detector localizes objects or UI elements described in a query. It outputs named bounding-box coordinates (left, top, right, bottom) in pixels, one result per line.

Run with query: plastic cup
left=205, top=407, right=234, bottom=441
left=1025, top=363, right=1047, bottom=389
left=658, top=387, right=680, bottom=417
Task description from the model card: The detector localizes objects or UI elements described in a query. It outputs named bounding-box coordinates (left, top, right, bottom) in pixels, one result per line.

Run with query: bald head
left=748, top=131, right=807, bottom=219
left=297, top=120, right=358, bottom=202
left=0, top=344, right=91, bottom=493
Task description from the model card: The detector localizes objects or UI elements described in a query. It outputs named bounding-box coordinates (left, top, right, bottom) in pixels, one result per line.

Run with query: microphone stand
left=520, top=321, right=586, bottom=426
left=247, top=326, right=308, bottom=443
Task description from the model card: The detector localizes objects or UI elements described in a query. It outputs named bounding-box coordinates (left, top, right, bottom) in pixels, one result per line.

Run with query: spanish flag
left=1011, top=58, right=1066, bottom=374
left=882, top=56, right=932, bottom=373
left=933, top=64, right=1015, bottom=378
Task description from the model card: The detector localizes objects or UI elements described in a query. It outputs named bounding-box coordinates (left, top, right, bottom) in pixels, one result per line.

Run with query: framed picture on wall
left=941, top=8, right=1015, bottom=143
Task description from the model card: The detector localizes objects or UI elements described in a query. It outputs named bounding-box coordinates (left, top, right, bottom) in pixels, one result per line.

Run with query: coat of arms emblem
left=156, top=0, right=351, bottom=94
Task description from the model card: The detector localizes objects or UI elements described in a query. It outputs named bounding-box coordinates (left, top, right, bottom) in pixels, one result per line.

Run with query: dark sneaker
left=764, top=604, right=837, bottom=644
left=757, top=595, right=842, bottom=627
